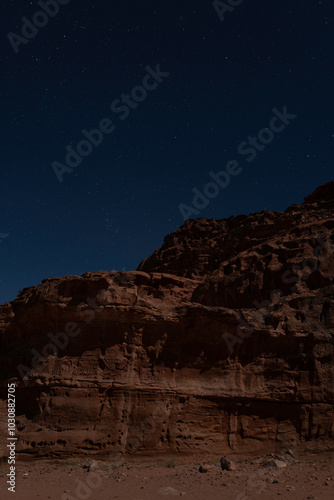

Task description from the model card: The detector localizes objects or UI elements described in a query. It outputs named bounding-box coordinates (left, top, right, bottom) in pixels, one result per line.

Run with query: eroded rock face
left=0, top=183, right=334, bottom=457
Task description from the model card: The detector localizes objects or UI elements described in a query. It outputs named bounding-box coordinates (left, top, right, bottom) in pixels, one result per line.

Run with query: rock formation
left=0, top=182, right=333, bottom=457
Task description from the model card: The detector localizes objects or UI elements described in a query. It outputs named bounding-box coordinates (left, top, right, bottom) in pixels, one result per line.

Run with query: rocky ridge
left=0, top=181, right=333, bottom=457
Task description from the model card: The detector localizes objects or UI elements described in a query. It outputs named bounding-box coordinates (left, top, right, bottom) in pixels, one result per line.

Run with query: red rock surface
left=0, top=182, right=333, bottom=458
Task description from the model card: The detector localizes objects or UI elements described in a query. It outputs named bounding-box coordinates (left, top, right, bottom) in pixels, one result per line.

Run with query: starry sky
left=0, top=0, right=333, bottom=304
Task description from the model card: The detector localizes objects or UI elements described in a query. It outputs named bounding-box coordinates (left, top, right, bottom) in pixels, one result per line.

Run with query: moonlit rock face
left=303, top=180, right=334, bottom=204
left=0, top=182, right=333, bottom=457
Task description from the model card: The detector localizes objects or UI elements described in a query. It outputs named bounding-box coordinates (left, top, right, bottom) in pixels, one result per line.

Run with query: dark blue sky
left=1, top=0, right=333, bottom=304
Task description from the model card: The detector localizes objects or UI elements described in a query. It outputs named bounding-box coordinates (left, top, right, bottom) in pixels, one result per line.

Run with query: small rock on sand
left=267, top=460, right=287, bottom=468
left=158, top=486, right=182, bottom=496
left=220, top=457, right=237, bottom=471
left=88, top=460, right=99, bottom=472
left=199, top=464, right=212, bottom=473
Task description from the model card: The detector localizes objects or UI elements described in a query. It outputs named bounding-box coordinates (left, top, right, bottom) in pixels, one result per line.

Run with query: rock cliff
left=0, top=182, right=333, bottom=457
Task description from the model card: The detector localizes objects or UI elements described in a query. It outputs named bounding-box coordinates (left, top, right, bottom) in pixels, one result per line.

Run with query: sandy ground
left=1, top=451, right=333, bottom=500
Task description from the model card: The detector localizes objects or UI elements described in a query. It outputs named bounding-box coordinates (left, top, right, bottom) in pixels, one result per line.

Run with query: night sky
left=1, top=0, right=333, bottom=304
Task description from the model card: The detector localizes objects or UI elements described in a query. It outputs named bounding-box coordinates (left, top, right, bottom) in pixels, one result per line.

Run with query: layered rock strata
left=0, top=182, right=333, bottom=457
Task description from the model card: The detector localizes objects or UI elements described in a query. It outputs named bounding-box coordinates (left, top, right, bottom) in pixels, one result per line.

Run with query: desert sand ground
left=1, top=450, right=333, bottom=500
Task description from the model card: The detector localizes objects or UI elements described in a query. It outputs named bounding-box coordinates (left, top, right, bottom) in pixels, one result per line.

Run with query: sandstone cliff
left=0, top=182, right=333, bottom=457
